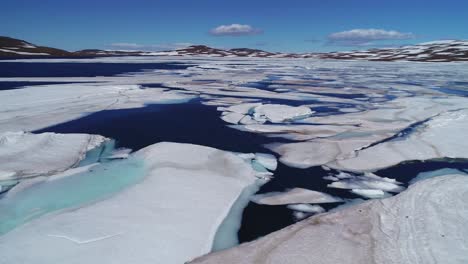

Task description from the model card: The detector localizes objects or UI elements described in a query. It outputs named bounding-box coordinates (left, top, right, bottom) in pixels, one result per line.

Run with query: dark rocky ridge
left=1, top=36, right=468, bottom=62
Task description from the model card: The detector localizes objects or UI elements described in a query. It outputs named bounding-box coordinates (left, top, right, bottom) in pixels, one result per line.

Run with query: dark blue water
left=36, top=100, right=286, bottom=153
left=0, top=62, right=195, bottom=77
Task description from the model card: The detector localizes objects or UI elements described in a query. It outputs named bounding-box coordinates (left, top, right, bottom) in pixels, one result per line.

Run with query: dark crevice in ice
left=355, top=116, right=435, bottom=152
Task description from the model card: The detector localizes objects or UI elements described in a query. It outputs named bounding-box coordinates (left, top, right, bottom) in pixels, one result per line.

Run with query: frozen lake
left=1, top=57, right=467, bottom=263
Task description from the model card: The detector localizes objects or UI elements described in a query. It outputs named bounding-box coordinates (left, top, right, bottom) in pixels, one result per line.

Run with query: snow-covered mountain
left=149, top=45, right=279, bottom=57
left=0, top=36, right=71, bottom=57
left=0, top=37, right=153, bottom=57
left=1, top=36, right=468, bottom=62
left=320, top=40, right=468, bottom=62
left=146, top=41, right=468, bottom=62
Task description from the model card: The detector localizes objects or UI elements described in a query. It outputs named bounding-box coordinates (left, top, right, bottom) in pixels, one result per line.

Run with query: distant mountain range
left=1, top=36, right=468, bottom=62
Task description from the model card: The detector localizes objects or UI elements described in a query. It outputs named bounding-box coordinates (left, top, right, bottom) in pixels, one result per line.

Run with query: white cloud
left=327, top=29, right=414, bottom=46
left=108, top=42, right=193, bottom=51
left=209, top=24, right=262, bottom=36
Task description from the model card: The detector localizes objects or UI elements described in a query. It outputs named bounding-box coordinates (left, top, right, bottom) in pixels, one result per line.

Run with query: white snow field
left=0, top=142, right=273, bottom=264
left=0, top=131, right=107, bottom=180
left=190, top=174, right=468, bottom=264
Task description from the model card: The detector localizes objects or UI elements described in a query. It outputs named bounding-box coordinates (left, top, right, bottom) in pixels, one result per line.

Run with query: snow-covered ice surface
left=189, top=175, right=468, bottom=264
left=0, top=142, right=271, bottom=264
left=0, top=131, right=107, bottom=180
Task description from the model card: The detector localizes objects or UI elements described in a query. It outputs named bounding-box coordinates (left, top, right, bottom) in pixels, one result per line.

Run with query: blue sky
left=2, top=0, right=468, bottom=52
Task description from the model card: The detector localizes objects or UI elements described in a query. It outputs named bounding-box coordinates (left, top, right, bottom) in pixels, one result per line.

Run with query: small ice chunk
left=292, top=211, right=308, bottom=221
left=328, top=180, right=404, bottom=193
left=287, top=204, right=325, bottom=214
left=351, top=189, right=386, bottom=199
left=252, top=188, right=343, bottom=205
left=323, top=175, right=339, bottom=181
left=327, top=172, right=404, bottom=194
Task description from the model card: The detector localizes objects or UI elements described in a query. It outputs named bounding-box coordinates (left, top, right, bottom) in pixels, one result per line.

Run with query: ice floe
left=350, top=189, right=386, bottom=199
left=189, top=174, right=468, bottom=264
left=0, top=142, right=272, bottom=264
left=287, top=204, right=325, bottom=214
left=252, top=188, right=343, bottom=205
left=326, top=172, right=404, bottom=195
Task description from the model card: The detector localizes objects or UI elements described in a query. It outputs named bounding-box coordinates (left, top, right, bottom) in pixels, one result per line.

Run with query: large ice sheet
left=0, top=131, right=107, bottom=180
left=0, top=142, right=264, bottom=264
left=268, top=100, right=468, bottom=171
left=190, top=175, right=468, bottom=264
